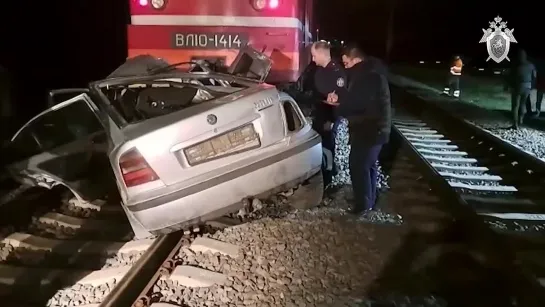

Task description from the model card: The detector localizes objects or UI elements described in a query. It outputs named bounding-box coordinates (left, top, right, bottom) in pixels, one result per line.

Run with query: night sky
left=317, top=0, right=541, bottom=62
left=0, top=0, right=539, bottom=121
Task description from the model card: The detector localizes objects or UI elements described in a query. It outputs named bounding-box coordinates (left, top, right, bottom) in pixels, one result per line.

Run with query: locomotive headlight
left=151, top=0, right=166, bottom=10
left=252, top=0, right=267, bottom=11
left=269, top=0, right=279, bottom=8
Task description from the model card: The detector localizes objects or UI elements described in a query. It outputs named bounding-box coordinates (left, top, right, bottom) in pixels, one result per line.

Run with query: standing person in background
left=505, top=49, right=536, bottom=129
left=533, top=59, right=545, bottom=118
left=325, top=45, right=391, bottom=215
left=442, top=55, right=463, bottom=98
left=310, top=41, right=347, bottom=195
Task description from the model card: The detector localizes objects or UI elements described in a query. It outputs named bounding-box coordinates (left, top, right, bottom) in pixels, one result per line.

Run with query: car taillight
left=119, top=148, right=159, bottom=187
left=138, top=0, right=148, bottom=6
left=184, top=124, right=261, bottom=166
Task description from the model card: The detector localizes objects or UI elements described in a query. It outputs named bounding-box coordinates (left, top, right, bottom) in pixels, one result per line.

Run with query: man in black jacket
left=326, top=46, right=391, bottom=214
left=505, top=49, right=536, bottom=129
left=310, top=41, right=347, bottom=192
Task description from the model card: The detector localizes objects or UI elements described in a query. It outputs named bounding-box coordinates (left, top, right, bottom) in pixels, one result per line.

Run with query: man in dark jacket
left=325, top=46, right=391, bottom=214
left=343, top=53, right=388, bottom=77
left=310, top=41, right=347, bottom=191
left=506, top=49, right=536, bottom=129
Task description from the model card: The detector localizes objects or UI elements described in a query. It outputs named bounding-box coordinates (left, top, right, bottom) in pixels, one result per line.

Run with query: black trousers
left=511, top=89, right=531, bottom=127
left=349, top=141, right=383, bottom=211
left=444, top=75, right=460, bottom=97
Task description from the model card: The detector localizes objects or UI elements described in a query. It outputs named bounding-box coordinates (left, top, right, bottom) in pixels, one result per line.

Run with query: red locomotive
left=128, top=0, right=315, bottom=84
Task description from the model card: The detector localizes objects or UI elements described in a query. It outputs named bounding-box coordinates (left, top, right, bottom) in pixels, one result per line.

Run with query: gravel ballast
left=148, top=157, right=463, bottom=307
left=155, top=201, right=408, bottom=306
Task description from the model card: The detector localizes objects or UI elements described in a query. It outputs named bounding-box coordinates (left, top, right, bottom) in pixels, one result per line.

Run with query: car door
left=7, top=94, right=115, bottom=203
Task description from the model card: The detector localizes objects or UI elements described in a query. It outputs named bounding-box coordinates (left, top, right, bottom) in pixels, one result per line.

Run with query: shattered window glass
left=11, top=99, right=103, bottom=158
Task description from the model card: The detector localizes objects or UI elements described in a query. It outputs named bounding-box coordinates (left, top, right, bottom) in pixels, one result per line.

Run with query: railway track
left=0, top=188, right=164, bottom=307
left=0, top=181, right=259, bottom=307
left=3, top=148, right=545, bottom=306
left=390, top=87, right=545, bottom=293
left=0, top=178, right=329, bottom=307
left=393, top=114, right=545, bottom=229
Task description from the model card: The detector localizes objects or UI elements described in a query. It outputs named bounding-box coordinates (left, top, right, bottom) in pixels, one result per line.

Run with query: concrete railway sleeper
left=0, top=187, right=160, bottom=306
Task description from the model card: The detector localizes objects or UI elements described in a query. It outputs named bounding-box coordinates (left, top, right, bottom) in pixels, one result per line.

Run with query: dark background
left=317, top=0, right=540, bottom=63
left=0, top=0, right=539, bottom=123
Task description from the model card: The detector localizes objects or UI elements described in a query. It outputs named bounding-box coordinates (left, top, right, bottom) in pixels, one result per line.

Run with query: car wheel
left=289, top=170, right=324, bottom=209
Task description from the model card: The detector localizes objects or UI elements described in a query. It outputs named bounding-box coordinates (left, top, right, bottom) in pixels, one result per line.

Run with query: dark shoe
left=510, top=124, right=519, bottom=130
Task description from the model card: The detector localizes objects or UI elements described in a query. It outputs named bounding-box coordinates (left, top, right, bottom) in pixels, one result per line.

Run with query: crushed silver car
left=6, top=47, right=324, bottom=238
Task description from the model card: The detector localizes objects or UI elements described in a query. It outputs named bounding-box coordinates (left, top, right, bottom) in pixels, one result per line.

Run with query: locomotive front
left=128, top=0, right=314, bottom=84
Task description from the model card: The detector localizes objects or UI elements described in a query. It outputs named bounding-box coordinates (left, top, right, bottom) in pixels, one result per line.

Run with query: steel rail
left=99, top=231, right=185, bottom=307
left=130, top=233, right=190, bottom=307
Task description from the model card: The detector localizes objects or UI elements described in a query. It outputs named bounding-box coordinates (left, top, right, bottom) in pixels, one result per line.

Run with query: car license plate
left=172, top=33, right=249, bottom=49
left=184, top=124, right=260, bottom=165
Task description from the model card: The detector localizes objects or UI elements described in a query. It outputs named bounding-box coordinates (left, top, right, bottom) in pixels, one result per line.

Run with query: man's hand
left=323, top=121, right=333, bottom=131
left=324, top=91, right=339, bottom=106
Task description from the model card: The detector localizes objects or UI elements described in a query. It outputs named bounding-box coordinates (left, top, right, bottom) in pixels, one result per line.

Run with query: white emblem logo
left=336, top=77, right=345, bottom=87
left=479, top=16, right=517, bottom=63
